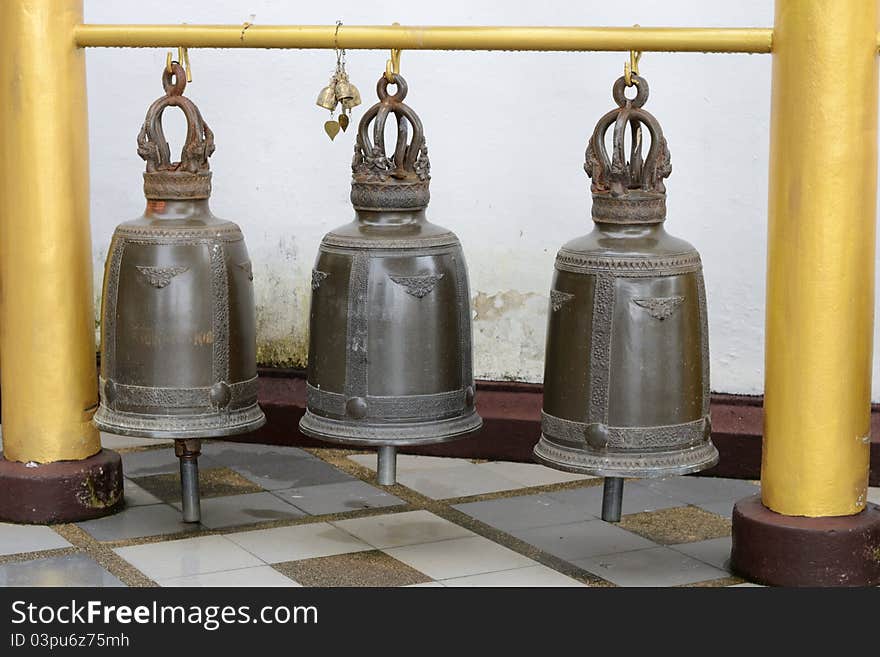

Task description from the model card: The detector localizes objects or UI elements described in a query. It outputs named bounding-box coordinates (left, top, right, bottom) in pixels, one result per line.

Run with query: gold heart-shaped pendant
left=324, top=120, right=341, bottom=141
left=338, top=114, right=350, bottom=132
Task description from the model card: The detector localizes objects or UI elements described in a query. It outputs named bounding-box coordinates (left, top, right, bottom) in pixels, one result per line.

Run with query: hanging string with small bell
left=316, top=20, right=362, bottom=140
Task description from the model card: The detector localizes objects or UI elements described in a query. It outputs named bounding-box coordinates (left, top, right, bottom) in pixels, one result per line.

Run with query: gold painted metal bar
left=762, top=0, right=878, bottom=516
left=74, top=24, right=773, bottom=53
left=0, top=0, right=101, bottom=462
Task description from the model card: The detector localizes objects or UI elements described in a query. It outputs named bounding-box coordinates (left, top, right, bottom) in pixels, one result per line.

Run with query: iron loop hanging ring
left=613, top=74, right=649, bottom=108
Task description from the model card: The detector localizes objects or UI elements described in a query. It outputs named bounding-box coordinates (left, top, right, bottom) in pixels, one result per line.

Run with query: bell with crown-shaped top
left=94, top=64, right=265, bottom=522
left=299, top=73, right=482, bottom=484
left=534, top=75, right=718, bottom=518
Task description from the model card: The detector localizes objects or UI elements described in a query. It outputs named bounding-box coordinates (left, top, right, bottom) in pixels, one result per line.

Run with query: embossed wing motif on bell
left=299, top=74, right=482, bottom=481
left=534, top=75, right=717, bottom=482
left=93, top=64, right=265, bottom=521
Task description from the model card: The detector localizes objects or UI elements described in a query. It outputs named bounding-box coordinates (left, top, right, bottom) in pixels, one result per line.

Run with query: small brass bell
left=335, top=71, right=361, bottom=110
left=342, top=84, right=362, bottom=111
left=94, top=63, right=266, bottom=523
left=300, top=74, right=482, bottom=484
left=534, top=75, right=717, bottom=522
left=316, top=76, right=339, bottom=111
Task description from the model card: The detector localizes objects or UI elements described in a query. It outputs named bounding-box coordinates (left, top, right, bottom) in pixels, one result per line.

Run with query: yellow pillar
left=0, top=0, right=101, bottom=463
left=762, top=0, right=879, bottom=516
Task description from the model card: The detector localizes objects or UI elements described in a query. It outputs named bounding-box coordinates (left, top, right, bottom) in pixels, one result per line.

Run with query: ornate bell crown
left=351, top=74, right=431, bottom=211
left=137, top=63, right=215, bottom=201
left=585, top=75, right=672, bottom=224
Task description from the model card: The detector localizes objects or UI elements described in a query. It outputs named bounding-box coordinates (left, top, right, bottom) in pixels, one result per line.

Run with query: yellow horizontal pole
left=74, top=24, right=773, bottom=53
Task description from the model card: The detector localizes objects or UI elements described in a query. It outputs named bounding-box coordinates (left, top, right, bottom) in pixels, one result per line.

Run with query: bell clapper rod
left=377, top=445, right=397, bottom=486
left=601, top=477, right=624, bottom=523
left=175, top=439, right=202, bottom=523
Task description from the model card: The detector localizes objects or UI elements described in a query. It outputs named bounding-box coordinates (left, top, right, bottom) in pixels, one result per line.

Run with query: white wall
left=84, top=1, right=880, bottom=399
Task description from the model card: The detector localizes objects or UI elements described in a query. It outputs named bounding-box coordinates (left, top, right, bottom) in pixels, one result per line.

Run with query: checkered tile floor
left=3, top=436, right=877, bottom=587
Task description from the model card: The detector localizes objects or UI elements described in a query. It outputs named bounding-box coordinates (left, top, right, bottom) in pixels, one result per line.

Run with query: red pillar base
left=0, top=449, right=124, bottom=524
left=731, top=493, right=880, bottom=586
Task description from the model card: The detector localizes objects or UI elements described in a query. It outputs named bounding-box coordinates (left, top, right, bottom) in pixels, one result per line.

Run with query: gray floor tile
left=548, top=482, right=682, bottom=516
left=123, top=479, right=163, bottom=507
left=671, top=536, right=732, bottom=571
left=274, top=480, right=405, bottom=516
left=173, top=492, right=305, bottom=529
left=454, top=493, right=597, bottom=532
left=0, top=554, right=125, bottom=587
left=511, top=520, right=657, bottom=561
left=77, top=504, right=198, bottom=541
left=122, top=448, right=219, bottom=477
left=200, top=441, right=317, bottom=459
left=573, top=546, right=728, bottom=587
left=220, top=451, right=354, bottom=491
left=100, top=433, right=173, bottom=449
left=0, top=523, right=71, bottom=556
left=639, top=476, right=760, bottom=506
left=696, top=501, right=735, bottom=518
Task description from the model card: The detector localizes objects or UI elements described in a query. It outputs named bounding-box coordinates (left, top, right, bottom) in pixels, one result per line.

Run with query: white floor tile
left=332, top=510, right=474, bottom=549
left=114, top=535, right=262, bottom=580
left=385, top=535, right=536, bottom=580
left=158, top=565, right=301, bottom=587
left=397, top=464, right=524, bottom=499
left=226, top=522, right=371, bottom=563
left=441, top=564, right=587, bottom=587
left=477, top=461, right=594, bottom=488
left=0, top=523, right=71, bottom=556
left=867, top=487, right=880, bottom=505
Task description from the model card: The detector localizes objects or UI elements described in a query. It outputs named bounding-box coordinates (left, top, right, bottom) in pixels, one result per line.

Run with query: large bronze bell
left=300, top=73, right=482, bottom=484
left=94, top=64, right=265, bottom=521
left=534, top=75, right=718, bottom=521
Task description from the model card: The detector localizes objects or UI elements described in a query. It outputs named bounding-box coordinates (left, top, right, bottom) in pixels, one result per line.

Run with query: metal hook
left=385, top=22, right=402, bottom=82
left=624, top=24, right=641, bottom=87
left=165, top=46, right=192, bottom=82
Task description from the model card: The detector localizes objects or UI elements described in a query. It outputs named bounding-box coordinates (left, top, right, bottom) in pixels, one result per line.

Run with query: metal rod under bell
left=175, top=439, right=202, bottom=523
left=376, top=445, right=397, bottom=486
left=601, top=477, right=624, bottom=523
